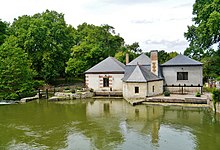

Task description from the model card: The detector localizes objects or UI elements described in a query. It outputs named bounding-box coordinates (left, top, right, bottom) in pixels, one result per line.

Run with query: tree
left=0, top=36, right=34, bottom=100
left=201, top=49, right=220, bottom=81
left=184, top=0, right=220, bottom=50
left=126, top=42, right=142, bottom=54
left=66, top=23, right=124, bottom=77
left=9, top=10, right=75, bottom=83
left=114, top=43, right=141, bottom=64
left=184, top=0, right=220, bottom=80
left=0, top=19, right=8, bottom=45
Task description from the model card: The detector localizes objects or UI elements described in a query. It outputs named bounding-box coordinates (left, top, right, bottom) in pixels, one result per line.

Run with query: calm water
left=0, top=99, right=220, bottom=150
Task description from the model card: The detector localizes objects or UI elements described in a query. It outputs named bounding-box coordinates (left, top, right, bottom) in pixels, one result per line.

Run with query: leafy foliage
left=184, top=0, right=220, bottom=80
left=0, top=36, right=34, bottom=100
left=65, top=23, right=124, bottom=77
left=212, top=88, right=220, bottom=112
left=9, top=10, right=75, bottom=82
left=0, top=19, right=8, bottom=45
left=185, top=0, right=220, bottom=50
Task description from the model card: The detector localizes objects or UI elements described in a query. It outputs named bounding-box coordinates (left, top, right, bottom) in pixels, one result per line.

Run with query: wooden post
left=54, top=86, right=56, bottom=94
left=201, top=86, right=203, bottom=94
left=46, top=89, right=48, bottom=99
left=38, top=89, right=42, bottom=99
left=182, top=86, right=183, bottom=94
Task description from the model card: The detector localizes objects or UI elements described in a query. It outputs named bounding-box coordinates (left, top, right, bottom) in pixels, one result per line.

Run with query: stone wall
left=123, top=82, right=147, bottom=100
left=148, top=80, right=163, bottom=96
left=122, top=80, right=163, bottom=100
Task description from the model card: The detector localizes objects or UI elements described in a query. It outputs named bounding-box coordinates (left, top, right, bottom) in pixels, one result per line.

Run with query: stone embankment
left=20, top=94, right=39, bottom=103
left=125, top=94, right=209, bottom=106
left=49, top=91, right=94, bottom=101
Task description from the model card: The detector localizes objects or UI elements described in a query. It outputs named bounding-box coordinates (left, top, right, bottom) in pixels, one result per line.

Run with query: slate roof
left=127, top=53, right=151, bottom=66
left=162, top=54, right=202, bottom=66
left=122, top=65, right=162, bottom=82
left=85, top=56, right=125, bottom=74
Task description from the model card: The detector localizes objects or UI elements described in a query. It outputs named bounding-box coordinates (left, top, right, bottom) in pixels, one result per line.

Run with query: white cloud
left=0, top=0, right=195, bottom=53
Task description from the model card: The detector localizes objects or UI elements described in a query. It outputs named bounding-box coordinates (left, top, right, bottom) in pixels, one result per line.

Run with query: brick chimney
left=126, top=52, right=129, bottom=65
left=150, top=50, right=158, bottom=76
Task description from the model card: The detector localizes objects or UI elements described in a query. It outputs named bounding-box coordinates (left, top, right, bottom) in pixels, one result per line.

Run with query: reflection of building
left=88, top=100, right=213, bottom=145
left=85, top=51, right=203, bottom=100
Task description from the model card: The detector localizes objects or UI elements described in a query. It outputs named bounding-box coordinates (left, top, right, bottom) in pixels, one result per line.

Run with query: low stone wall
left=95, top=91, right=122, bottom=96
left=146, top=97, right=207, bottom=104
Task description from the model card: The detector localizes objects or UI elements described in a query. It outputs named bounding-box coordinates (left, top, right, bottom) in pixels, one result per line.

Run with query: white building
left=162, top=54, right=203, bottom=93
left=85, top=51, right=203, bottom=99
left=85, top=57, right=125, bottom=92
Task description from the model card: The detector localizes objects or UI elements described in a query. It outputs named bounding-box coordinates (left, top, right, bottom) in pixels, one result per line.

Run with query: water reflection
left=0, top=99, right=220, bottom=150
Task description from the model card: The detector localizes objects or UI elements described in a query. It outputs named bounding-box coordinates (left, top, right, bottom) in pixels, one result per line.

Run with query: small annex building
left=85, top=51, right=203, bottom=100
left=122, top=51, right=163, bottom=99
left=162, top=54, right=203, bottom=93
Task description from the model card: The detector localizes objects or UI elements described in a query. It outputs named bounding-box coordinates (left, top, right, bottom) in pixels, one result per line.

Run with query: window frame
left=135, top=86, right=139, bottom=94
left=177, top=72, right=188, bottom=80
left=103, top=77, right=109, bottom=87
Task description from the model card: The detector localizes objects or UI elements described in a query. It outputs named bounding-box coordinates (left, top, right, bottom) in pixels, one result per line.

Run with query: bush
left=64, top=87, right=70, bottom=90
left=212, top=88, right=220, bottom=102
left=195, top=91, right=201, bottom=97
left=164, top=91, right=170, bottom=96
left=203, top=86, right=213, bottom=92
left=212, top=88, right=220, bottom=113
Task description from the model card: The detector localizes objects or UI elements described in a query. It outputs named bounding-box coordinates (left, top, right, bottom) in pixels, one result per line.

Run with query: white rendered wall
left=85, top=74, right=124, bottom=91
left=162, top=66, right=203, bottom=86
left=162, top=66, right=203, bottom=93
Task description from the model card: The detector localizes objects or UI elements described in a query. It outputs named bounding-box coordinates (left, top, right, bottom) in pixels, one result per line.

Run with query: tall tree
left=114, top=43, right=141, bottom=64
left=66, top=23, right=124, bottom=77
left=185, top=0, right=220, bottom=51
left=184, top=0, right=220, bottom=80
left=0, top=19, right=8, bottom=45
left=9, top=10, right=75, bottom=82
left=0, top=36, right=34, bottom=100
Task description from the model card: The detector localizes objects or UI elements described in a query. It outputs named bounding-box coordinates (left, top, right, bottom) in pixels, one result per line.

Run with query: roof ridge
left=162, top=54, right=202, bottom=66
left=85, top=56, right=125, bottom=73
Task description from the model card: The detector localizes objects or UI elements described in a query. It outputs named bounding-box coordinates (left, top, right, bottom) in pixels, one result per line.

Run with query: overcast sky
left=0, top=0, right=195, bottom=53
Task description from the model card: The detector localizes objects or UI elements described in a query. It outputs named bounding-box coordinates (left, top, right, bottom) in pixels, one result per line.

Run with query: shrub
left=203, top=86, right=213, bottom=92
left=212, top=88, right=220, bottom=113
left=164, top=91, right=170, bottom=96
left=195, top=91, right=201, bottom=97
left=64, top=87, right=70, bottom=90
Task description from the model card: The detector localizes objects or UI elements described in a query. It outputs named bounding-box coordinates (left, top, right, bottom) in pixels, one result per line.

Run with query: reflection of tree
left=74, top=119, right=124, bottom=149
left=0, top=100, right=87, bottom=149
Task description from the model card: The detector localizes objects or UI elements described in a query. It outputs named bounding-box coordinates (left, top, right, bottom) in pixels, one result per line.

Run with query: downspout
left=147, top=81, right=149, bottom=97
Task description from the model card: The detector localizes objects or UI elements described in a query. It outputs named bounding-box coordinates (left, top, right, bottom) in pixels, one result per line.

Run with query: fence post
left=38, top=89, right=42, bottom=99
left=46, top=89, right=48, bottom=99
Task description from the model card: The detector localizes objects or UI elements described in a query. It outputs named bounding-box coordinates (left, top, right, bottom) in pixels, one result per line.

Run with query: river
left=0, top=99, right=220, bottom=150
